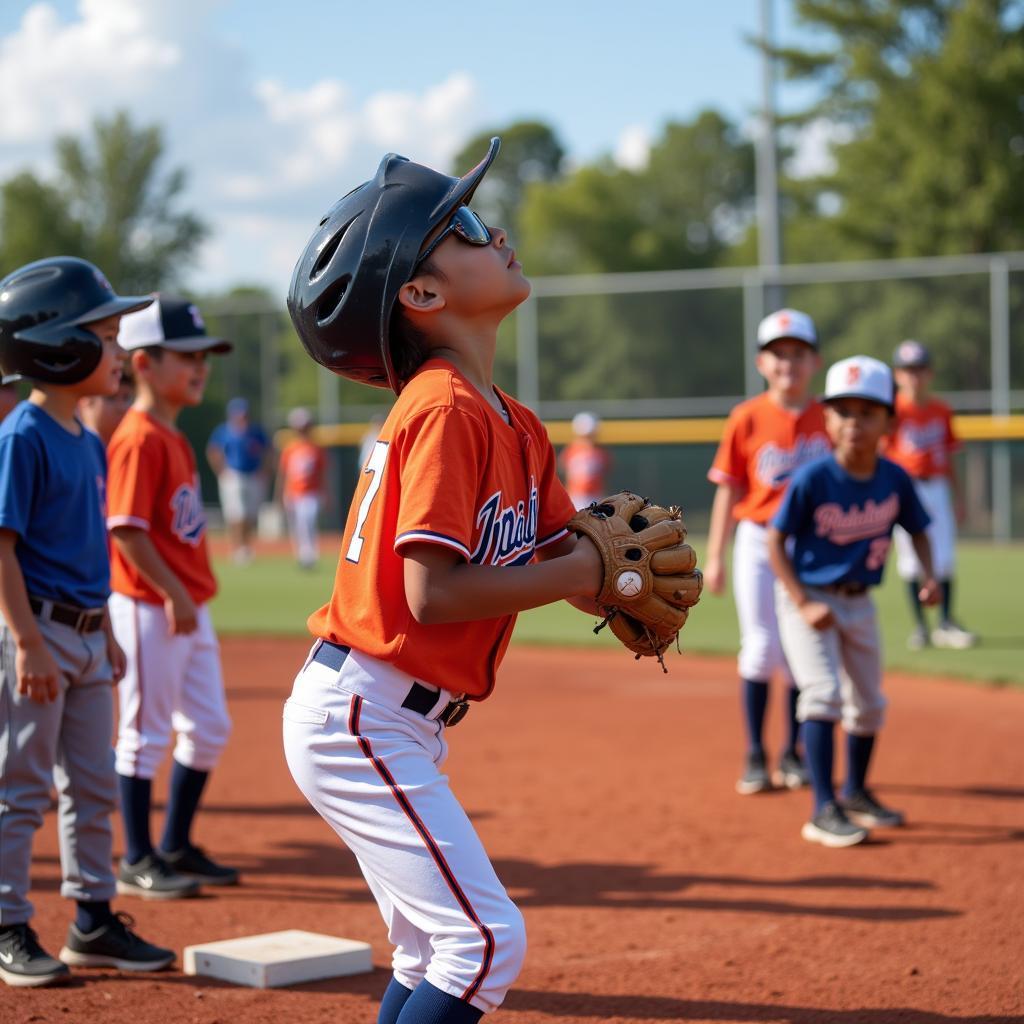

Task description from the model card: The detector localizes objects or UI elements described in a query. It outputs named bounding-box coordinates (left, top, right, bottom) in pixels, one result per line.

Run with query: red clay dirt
left=4, top=639, right=1022, bottom=1023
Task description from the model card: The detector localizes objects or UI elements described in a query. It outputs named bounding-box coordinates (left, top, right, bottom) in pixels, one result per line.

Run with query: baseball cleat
left=736, top=751, right=772, bottom=795
left=841, top=788, right=905, bottom=829
left=0, top=924, right=71, bottom=988
left=59, top=912, right=174, bottom=971
left=117, top=852, right=201, bottom=899
left=930, top=621, right=977, bottom=649
left=906, top=626, right=930, bottom=650
left=774, top=750, right=810, bottom=790
left=801, top=802, right=869, bottom=847
left=160, top=844, right=240, bottom=886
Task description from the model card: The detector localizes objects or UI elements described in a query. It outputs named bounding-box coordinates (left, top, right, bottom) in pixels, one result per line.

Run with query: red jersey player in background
left=559, top=411, right=612, bottom=510
left=882, top=339, right=975, bottom=650
left=275, top=407, right=327, bottom=569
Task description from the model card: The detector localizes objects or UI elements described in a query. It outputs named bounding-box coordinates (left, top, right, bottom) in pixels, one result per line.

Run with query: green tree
left=451, top=121, right=565, bottom=239
left=0, top=110, right=206, bottom=289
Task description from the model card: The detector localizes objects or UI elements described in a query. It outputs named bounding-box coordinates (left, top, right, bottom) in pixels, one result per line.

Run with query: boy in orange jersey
left=559, top=410, right=612, bottom=509
left=275, top=406, right=327, bottom=568
left=284, top=139, right=605, bottom=1024
left=105, top=296, right=240, bottom=899
left=706, top=309, right=830, bottom=797
left=883, top=340, right=975, bottom=650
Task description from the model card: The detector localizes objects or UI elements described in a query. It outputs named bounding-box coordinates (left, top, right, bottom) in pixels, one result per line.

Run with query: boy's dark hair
left=388, top=257, right=447, bottom=386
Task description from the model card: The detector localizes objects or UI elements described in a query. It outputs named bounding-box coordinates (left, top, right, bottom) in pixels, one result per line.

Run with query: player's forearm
left=766, top=528, right=806, bottom=606
left=910, top=532, right=936, bottom=581
left=706, top=484, right=740, bottom=561
left=111, top=528, right=189, bottom=600
left=406, top=548, right=598, bottom=624
left=0, top=535, right=45, bottom=648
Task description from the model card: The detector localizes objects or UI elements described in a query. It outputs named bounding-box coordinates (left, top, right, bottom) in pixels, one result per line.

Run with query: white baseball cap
left=118, top=295, right=232, bottom=353
left=571, top=411, right=599, bottom=436
left=757, top=308, right=818, bottom=349
left=824, top=355, right=894, bottom=408
left=287, top=406, right=313, bottom=430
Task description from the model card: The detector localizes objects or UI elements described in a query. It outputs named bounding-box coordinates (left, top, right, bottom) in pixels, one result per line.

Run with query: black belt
left=313, top=641, right=470, bottom=728
left=821, top=581, right=868, bottom=597
left=28, top=596, right=105, bottom=634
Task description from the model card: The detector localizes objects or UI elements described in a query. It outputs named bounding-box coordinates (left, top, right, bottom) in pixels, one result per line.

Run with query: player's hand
left=16, top=639, right=60, bottom=703
left=799, top=600, right=835, bottom=631
left=164, top=588, right=199, bottom=635
left=918, top=577, right=941, bottom=606
left=106, top=629, right=127, bottom=683
left=568, top=533, right=604, bottom=599
left=704, top=556, right=726, bottom=595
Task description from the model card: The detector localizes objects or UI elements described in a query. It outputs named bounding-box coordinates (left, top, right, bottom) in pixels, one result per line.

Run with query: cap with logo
left=118, top=296, right=232, bottom=353
left=892, top=339, right=930, bottom=369
left=824, top=355, right=894, bottom=409
left=756, top=308, right=818, bottom=349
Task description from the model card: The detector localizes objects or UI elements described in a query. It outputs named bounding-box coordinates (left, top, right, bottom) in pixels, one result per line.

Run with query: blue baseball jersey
left=208, top=421, right=268, bottom=473
left=0, top=402, right=110, bottom=607
left=772, top=454, right=930, bottom=588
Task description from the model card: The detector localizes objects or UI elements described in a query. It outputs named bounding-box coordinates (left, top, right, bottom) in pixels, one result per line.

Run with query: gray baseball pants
left=0, top=612, right=118, bottom=925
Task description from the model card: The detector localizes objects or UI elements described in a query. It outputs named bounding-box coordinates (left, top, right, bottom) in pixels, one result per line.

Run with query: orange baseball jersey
left=559, top=439, right=611, bottom=499
left=280, top=438, right=325, bottom=499
left=107, top=408, right=217, bottom=605
left=308, top=359, right=576, bottom=700
left=881, top=393, right=959, bottom=478
left=708, top=393, right=831, bottom=524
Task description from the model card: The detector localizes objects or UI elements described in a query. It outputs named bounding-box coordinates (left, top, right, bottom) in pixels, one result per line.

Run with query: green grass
left=209, top=540, right=1024, bottom=688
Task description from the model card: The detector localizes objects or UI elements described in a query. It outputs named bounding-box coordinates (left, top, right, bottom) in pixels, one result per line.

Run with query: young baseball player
left=0, top=256, right=174, bottom=987
left=78, top=365, right=135, bottom=444
left=706, top=309, right=830, bottom=796
left=768, top=355, right=939, bottom=848
left=105, top=295, right=239, bottom=898
left=275, top=407, right=327, bottom=569
left=559, top=411, right=612, bottom=510
left=883, top=340, right=975, bottom=650
left=283, top=138, right=606, bottom=1024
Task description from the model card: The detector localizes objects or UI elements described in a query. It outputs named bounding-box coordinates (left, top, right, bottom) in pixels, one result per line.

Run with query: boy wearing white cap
left=768, top=356, right=939, bottom=847
left=706, top=309, right=829, bottom=796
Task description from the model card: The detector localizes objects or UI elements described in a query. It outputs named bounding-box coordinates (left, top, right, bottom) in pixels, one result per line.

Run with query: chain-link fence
left=187, top=252, right=1024, bottom=539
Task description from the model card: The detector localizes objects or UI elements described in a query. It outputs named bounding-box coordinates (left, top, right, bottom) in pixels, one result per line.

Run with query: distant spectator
left=206, top=397, right=269, bottom=565
left=559, top=411, right=612, bottom=510
left=275, top=407, right=327, bottom=569
left=0, top=381, right=19, bottom=424
left=78, top=368, right=134, bottom=445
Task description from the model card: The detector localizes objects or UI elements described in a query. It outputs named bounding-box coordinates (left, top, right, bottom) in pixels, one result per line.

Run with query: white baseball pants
left=282, top=643, right=525, bottom=1015
left=285, top=494, right=320, bottom=566
left=109, top=593, right=231, bottom=778
left=733, top=520, right=795, bottom=684
left=894, top=476, right=955, bottom=580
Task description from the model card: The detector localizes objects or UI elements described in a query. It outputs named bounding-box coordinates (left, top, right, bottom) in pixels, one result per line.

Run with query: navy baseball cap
left=893, top=339, right=930, bottom=369
left=118, top=296, right=232, bottom=353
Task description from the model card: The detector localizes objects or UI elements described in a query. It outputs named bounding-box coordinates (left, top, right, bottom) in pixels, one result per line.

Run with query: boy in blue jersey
left=768, top=356, right=939, bottom=848
left=0, top=257, right=175, bottom=987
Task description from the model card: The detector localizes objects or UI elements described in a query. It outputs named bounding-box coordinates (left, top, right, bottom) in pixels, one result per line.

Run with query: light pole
left=756, top=0, right=783, bottom=311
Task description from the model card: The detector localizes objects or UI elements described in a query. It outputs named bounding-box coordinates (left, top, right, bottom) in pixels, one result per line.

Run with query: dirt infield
left=5, top=639, right=1022, bottom=1023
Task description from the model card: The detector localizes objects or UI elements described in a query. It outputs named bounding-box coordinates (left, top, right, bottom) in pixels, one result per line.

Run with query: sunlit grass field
left=209, top=539, right=1023, bottom=688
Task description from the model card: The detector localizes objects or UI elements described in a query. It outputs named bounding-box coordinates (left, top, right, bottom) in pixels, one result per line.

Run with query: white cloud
left=0, top=1, right=483, bottom=292
left=613, top=124, right=652, bottom=171
left=784, top=117, right=854, bottom=179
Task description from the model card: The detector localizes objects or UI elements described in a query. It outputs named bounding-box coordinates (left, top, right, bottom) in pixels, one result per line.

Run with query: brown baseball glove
left=568, top=491, right=703, bottom=670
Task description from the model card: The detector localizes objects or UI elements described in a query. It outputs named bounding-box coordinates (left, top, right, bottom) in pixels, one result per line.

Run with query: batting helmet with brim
left=287, top=137, right=500, bottom=394
left=0, top=257, right=152, bottom=385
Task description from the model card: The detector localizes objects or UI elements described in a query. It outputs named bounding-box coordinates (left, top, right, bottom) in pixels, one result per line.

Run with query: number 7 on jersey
left=346, top=440, right=389, bottom=563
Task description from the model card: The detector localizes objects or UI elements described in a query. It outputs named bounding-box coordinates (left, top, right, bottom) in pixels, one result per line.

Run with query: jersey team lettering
left=756, top=436, right=831, bottom=488
left=471, top=486, right=538, bottom=566
left=170, top=480, right=206, bottom=547
left=814, top=494, right=899, bottom=544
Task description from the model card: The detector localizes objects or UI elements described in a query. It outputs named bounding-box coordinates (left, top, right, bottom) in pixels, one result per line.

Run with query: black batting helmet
left=287, top=137, right=500, bottom=394
left=0, top=257, right=152, bottom=385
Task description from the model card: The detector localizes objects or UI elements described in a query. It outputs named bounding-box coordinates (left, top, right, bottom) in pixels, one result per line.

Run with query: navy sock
left=395, top=981, right=483, bottom=1024
left=801, top=719, right=836, bottom=814
left=74, top=900, right=113, bottom=933
left=378, top=976, right=416, bottom=1024
left=906, top=580, right=927, bottom=628
left=117, top=774, right=153, bottom=865
left=940, top=579, right=953, bottom=622
left=741, top=679, right=769, bottom=756
left=784, top=686, right=801, bottom=757
left=844, top=733, right=876, bottom=798
left=160, top=762, right=210, bottom=854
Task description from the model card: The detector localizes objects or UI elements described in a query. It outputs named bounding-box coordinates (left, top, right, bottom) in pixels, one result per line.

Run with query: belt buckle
left=438, top=699, right=470, bottom=728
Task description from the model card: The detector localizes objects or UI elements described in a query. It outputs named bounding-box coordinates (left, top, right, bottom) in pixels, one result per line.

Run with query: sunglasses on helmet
left=415, top=206, right=491, bottom=269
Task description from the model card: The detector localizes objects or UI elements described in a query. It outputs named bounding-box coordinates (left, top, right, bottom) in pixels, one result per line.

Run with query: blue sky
left=0, top=1, right=824, bottom=293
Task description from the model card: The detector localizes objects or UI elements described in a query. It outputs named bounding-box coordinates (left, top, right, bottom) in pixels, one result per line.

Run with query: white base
left=183, top=929, right=373, bottom=988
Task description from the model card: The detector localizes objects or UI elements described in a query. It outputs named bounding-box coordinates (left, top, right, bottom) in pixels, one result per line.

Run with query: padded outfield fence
left=194, top=251, right=1024, bottom=541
